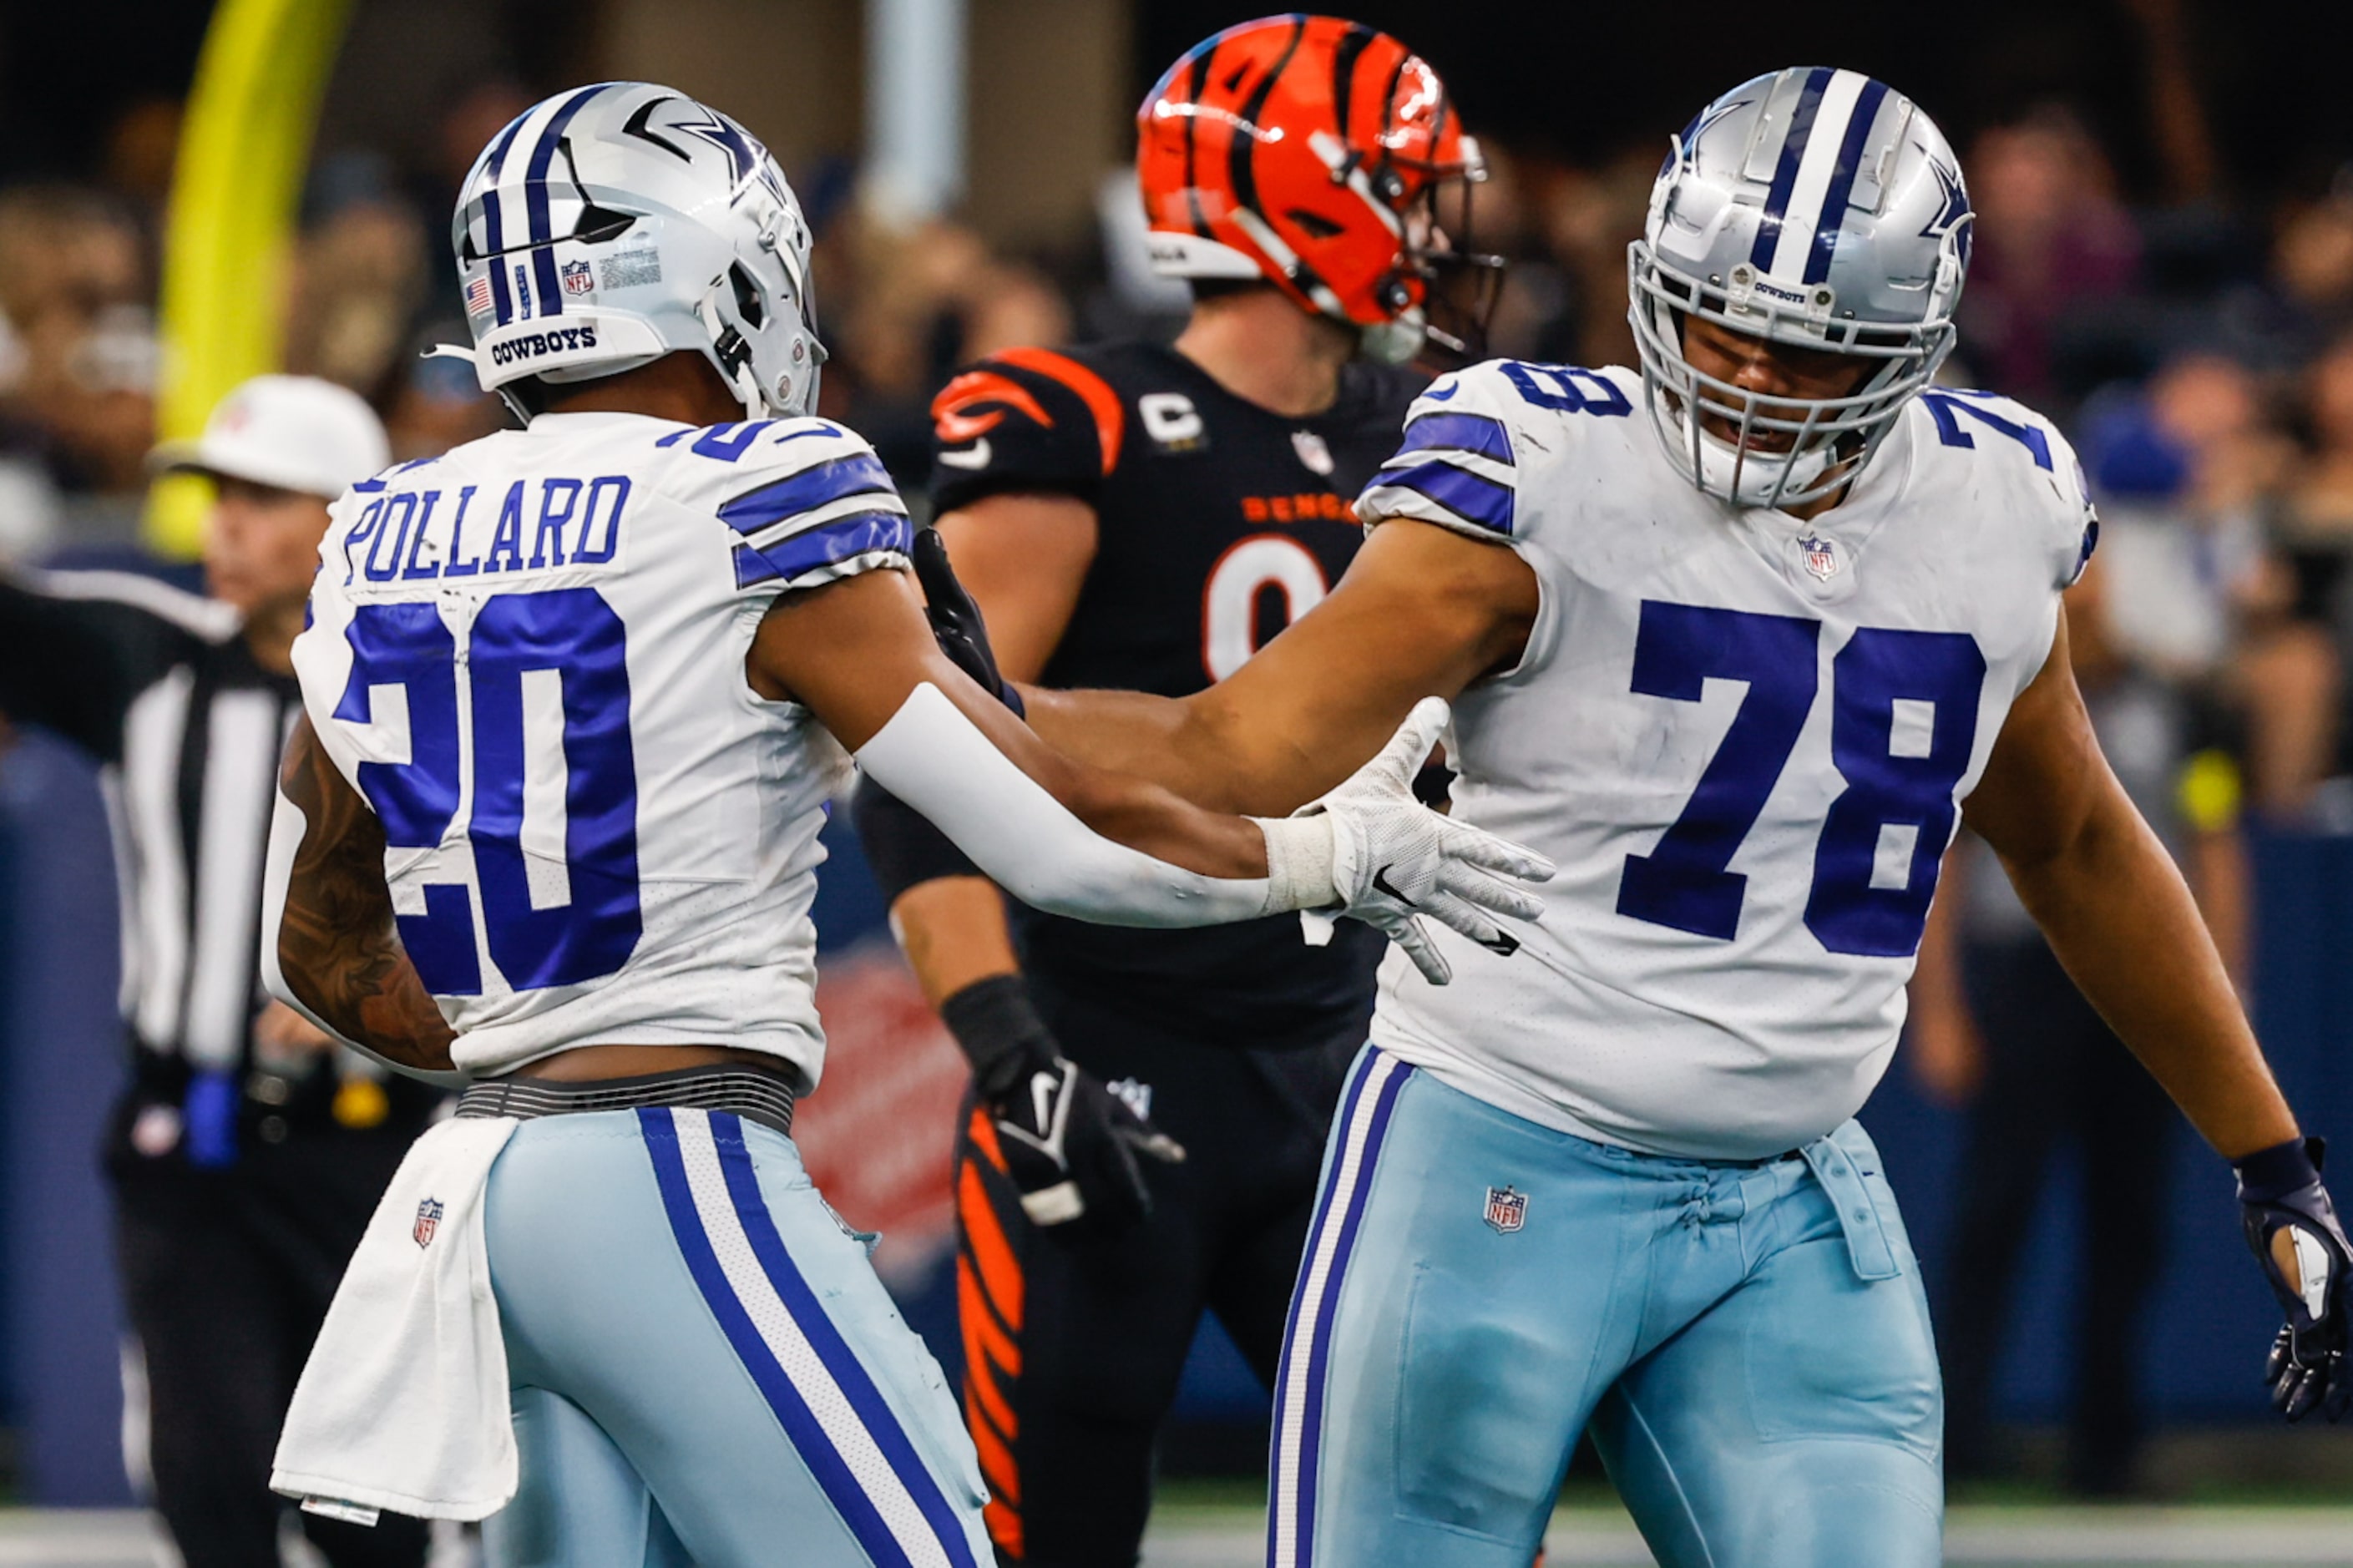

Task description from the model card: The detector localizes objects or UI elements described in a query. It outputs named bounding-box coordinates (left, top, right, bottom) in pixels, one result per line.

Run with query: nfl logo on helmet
left=1484, top=1185, right=1527, bottom=1233
left=413, top=1197, right=445, bottom=1248
left=560, top=260, right=594, bottom=297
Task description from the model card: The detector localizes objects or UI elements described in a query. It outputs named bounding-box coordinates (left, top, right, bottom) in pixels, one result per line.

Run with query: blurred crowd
left=9, top=73, right=2353, bottom=825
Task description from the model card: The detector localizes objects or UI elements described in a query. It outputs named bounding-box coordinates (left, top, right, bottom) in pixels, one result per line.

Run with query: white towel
left=272, top=1115, right=519, bottom=1523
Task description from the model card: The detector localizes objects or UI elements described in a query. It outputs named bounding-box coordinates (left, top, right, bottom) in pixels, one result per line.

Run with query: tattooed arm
left=261, top=715, right=463, bottom=1083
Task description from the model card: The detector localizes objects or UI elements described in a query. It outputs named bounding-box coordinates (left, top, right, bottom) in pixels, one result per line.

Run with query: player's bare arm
left=752, top=565, right=1264, bottom=878
left=1971, top=611, right=2349, bottom=1420
left=1020, top=515, right=1540, bottom=817
left=934, top=492, right=1096, bottom=684
left=1963, top=610, right=2294, bottom=1160
left=754, top=560, right=1547, bottom=959
left=271, top=714, right=457, bottom=1075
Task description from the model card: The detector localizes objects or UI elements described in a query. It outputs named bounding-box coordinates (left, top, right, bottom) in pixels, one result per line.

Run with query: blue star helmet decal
left=1662, top=97, right=1751, bottom=180
left=625, top=97, right=789, bottom=206
left=1919, top=157, right=1973, bottom=269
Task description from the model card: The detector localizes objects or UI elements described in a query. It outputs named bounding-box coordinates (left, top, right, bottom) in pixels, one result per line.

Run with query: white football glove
left=1256, top=698, right=1552, bottom=984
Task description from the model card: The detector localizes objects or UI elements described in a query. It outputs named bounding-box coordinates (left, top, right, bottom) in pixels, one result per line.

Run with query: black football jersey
left=929, top=341, right=1426, bottom=1049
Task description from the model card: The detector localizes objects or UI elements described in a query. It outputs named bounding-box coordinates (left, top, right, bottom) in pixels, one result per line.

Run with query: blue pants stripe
left=705, top=1115, right=978, bottom=1567
left=639, top=1106, right=917, bottom=1566
left=1268, top=1048, right=1412, bottom=1568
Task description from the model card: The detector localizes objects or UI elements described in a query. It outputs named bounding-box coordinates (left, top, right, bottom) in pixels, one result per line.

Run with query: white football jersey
left=294, top=410, right=911, bottom=1080
left=1357, top=362, right=2096, bottom=1158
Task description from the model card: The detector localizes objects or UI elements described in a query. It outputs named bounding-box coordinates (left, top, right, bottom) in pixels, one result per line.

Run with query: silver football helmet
left=446, top=83, right=824, bottom=421
left=1628, top=68, right=1973, bottom=510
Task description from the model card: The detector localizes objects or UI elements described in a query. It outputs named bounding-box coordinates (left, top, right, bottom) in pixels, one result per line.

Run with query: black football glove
left=2235, top=1136, right=2352, bottom=1423
left=941, top=974, right=1182, bottom=1236
left=912, top=527, right=1021, bottom=715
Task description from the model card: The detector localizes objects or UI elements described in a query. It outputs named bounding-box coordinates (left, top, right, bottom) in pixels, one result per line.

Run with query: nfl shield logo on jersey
left=1798, top=534, right=1839, bottom=582
left=560, top=260, right=595, bottom=297
left=1483, top=1184, right=1527, bottom=1233
left=413, top=1197, right=445, bottom=1248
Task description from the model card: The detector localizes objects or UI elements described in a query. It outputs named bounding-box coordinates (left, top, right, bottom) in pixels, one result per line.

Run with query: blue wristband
left=183, top=1069, right=240, bottom=1169
left=2236, top=1136, right=2325, bottom=1204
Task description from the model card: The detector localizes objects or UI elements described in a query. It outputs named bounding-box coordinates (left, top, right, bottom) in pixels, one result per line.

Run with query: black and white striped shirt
left=0, top=568, right=299, bottom=1072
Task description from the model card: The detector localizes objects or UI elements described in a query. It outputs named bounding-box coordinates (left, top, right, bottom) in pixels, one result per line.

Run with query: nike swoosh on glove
left=1289, top=697, right=1554, bottom=985
left=2237, top=1136, right=2352, bottom=1423
left=912, top=526, right=1022, bottom=716
left=990, top=1056, right=1186, bottom=1233
left=942, top=975, right=1182, bottom=1237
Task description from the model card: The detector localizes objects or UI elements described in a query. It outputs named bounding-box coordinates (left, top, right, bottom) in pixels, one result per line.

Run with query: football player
left=997, top=68, right=2350, bottom=1565
left=851, top=16, right=1493, bottom=1562
left=255, top=83, right=1546, bottom=1568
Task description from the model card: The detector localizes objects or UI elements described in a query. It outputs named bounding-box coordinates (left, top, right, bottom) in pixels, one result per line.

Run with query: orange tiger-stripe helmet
left=1137, top=13, right=1495, bottom=362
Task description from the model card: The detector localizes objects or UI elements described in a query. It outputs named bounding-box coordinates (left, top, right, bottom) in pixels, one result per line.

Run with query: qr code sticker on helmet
left=600, top=249, right=662, bottom=290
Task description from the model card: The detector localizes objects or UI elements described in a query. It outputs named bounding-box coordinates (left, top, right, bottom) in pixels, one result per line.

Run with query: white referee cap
left=149, top=374, right=391, bottom=499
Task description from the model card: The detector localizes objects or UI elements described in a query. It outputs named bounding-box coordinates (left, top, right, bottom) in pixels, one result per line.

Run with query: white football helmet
left=446, top=83, right=824, bottom=420
left=1628, top=68, right=1973, bottom=510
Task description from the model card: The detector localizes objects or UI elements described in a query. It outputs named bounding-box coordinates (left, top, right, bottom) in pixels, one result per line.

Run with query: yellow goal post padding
left=144, top=0, right=353, bottom=558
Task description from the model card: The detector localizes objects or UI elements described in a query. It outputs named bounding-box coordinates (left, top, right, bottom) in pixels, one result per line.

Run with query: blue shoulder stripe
left=1370, top=459, right=1515, bottom=535
left=718, top=453, right=896, bottom=537
left=1397, top=411, right=1512, bottom=464
left=734, top=510, right=912, bottom=589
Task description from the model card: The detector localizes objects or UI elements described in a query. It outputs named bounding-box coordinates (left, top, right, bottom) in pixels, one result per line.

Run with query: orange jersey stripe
left=958, top=1158, right=1027, bottom=1329
left=963, top=1339, right=1020, bottom=1448
left=968, top=1106, right=1010, bottom=1173
left=967, top=1384, right=1022, bottom=1503
left=931, top=367, right=1055, bottom=445
left=984, top=1495, right=1024, bottom=1558
left=992, top=346, right=1125, bottom=475
left=957, top=1245, right=1023, bottom=1381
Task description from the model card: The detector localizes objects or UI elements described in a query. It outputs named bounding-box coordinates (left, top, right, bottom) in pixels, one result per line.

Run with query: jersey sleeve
left=681, top=420, right=913, bottom=602
left=927, top=349, right=1123, bottom=514
left=1926, top=390, right=2099, bottom=593
left=2045, top=422, right=2100, bottom=591
left=0, top=568, right=225, bottom=759
left=1354, top=362, right=1522, bottom=547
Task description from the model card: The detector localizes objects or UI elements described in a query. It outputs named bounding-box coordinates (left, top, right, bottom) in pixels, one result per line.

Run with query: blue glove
left=2236, top=1136, right=2351, bottom=1423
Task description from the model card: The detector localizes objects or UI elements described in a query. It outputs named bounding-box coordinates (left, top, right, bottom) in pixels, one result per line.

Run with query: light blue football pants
left=478, top=1106, right=993, bottom=1568
left=1267, top=1047, right=1943, bottom=1568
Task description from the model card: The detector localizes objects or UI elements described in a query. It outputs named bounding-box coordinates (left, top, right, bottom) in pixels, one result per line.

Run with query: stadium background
left=5, top=0, right=2353, bottom=1555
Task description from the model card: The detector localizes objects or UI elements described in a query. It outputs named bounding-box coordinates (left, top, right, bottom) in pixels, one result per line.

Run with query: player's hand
left=2235, top=1136, right=2352, bottom=1422
left=912, top=526, right=1022, bottom=716
left=989, top=1051, right=1184, bottom=1234
left=1302, top=698, right=1553, bottom=985
left=941, top=974, right=1183, bottom=1235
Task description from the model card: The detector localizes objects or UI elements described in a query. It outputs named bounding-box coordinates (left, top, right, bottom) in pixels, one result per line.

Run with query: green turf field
left=8, top=1495, right=2353, bottom=1567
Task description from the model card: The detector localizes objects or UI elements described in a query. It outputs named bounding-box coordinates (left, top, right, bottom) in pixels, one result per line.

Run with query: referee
left=0, top=376, right=438, bottom=1568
